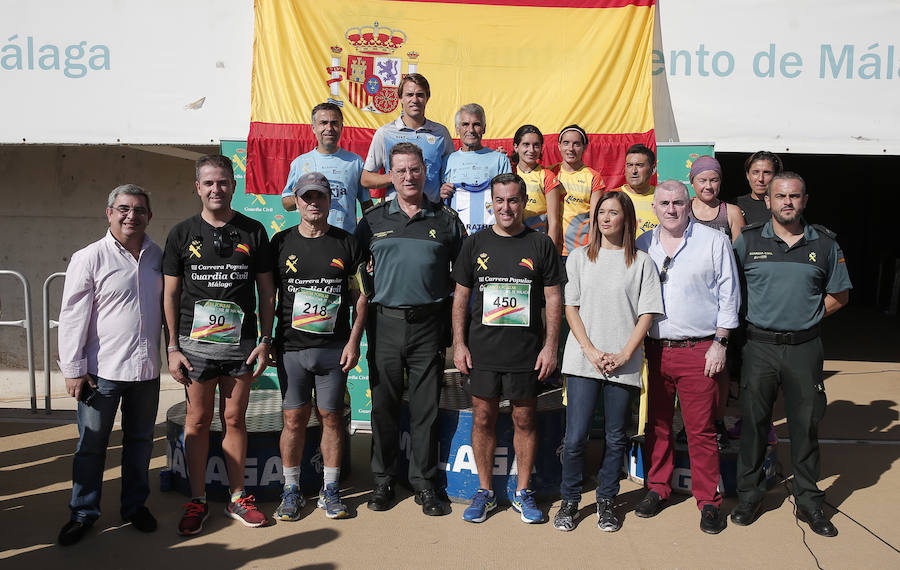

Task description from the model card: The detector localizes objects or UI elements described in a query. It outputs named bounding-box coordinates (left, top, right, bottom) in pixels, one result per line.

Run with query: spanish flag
left=247, top=0, right=655, bottom=195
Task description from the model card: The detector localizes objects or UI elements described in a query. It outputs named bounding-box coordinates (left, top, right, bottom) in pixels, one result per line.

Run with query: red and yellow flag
left=247, top=0, right=655, bottom=194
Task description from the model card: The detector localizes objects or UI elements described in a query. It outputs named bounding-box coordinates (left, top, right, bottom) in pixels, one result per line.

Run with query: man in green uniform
left=355, top=142, right=466, bottom=516
left=731, top=172, right=851, bottom=537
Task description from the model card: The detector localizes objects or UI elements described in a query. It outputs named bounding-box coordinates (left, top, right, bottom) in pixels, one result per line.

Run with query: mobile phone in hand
left=79, top=384, right=98, bottom=405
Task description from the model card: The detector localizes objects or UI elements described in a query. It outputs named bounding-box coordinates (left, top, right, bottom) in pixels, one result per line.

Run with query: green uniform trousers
left=736, top=337, right=827, bottom=511
left=368, top=305, right=447, bottom=492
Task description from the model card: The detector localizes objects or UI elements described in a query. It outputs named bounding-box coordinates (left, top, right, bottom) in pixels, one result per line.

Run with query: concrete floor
left=1, top=308, right=898, bottom=568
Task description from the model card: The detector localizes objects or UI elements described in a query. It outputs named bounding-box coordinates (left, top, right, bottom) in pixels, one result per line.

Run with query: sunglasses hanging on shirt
left=211, top=227, right=240, bottom=257
left=659, top=256, right=673, bottom=283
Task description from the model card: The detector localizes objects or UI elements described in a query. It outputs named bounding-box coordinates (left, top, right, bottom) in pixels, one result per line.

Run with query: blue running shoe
left=512, top=489, right=543, bottom=524
left=462, top=489, right=497, bottom=523
left=274, top=485, right=304, bottom=521
left=317, top=482, right=349, bottom=519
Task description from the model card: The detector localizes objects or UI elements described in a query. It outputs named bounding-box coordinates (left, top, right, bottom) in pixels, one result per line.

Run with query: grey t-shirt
left=561, top=247, right=663, bottom=387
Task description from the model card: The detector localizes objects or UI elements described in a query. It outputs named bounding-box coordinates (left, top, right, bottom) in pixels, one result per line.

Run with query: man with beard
left=731, top=172, right=850, bottom=537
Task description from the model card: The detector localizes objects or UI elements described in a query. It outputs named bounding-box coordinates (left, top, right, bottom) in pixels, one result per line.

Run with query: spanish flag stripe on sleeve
left=247, top=0, right=655, bottom=194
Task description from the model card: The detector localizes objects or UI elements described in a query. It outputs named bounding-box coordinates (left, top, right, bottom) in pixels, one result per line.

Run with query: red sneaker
left=225, top=494, right=267, bottom=527
left=178, top=500, right=209, bottom=536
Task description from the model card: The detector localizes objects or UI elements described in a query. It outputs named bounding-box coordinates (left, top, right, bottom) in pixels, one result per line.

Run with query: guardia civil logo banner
left=247, top=0, right=656, bottom=195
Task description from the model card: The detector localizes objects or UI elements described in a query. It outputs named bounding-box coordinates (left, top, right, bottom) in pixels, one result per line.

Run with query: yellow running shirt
left=554, top=165, right=605, bottom=256
left=516, top=165, right=563, bottom=233
left=618, top=184, right=658, bottom=237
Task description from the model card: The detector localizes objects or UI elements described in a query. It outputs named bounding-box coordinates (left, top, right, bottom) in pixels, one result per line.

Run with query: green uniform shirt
left=734, top=221, right=852, bottom=331
left=354, top=198, right=466, bottom=307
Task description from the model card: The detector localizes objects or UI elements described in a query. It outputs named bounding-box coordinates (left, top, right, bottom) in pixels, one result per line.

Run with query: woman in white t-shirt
left=553, top=190, right=663, bottom=533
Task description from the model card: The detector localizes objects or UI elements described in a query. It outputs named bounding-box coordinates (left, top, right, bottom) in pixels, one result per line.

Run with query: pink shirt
left=57, top=231, right=163, bottom=381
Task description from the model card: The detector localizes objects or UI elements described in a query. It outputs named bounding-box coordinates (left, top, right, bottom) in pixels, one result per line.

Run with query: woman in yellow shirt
left=552, top=124, right=605, bottom=257
left=511, top=124, right=565, bottom=253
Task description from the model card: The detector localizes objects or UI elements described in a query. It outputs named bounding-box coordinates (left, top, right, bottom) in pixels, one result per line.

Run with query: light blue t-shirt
left=443, top=147, right=512, bottom=234
left=364, top=117, right=455, bottom=203
left=281, top=148, right=370, bottom=233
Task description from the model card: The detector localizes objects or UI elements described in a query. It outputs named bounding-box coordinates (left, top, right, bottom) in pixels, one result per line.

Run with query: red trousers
left=645, top=340, right=722, bottom=509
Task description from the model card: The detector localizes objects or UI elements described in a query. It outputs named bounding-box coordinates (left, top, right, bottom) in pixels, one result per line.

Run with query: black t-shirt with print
left=163, top=212, right=273, bottom=341
left=271, top=225, right=365, bottom=350
left=451, top=227, right=566, bottom=372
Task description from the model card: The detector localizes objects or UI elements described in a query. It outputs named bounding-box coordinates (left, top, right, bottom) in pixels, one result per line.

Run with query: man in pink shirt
left=57, top=184, right=164, bottom=546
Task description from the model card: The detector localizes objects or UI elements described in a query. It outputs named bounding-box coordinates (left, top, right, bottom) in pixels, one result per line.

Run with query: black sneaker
left=367, top=482, right=395, bottom=512
left=596, top=498, right=620, bottom=532
left=700, top=504, right=726, bottom=534
left=552, top=500, right=579, bottom=532
left=635, top=490, right=664, bottom=518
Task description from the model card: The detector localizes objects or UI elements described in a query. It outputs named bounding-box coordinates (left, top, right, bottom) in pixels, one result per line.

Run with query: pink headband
left=689, top=155, right=722, bottom=182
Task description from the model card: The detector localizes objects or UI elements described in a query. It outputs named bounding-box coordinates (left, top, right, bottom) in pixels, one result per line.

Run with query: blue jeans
left=70, top=376, right=159, bottom=523
left=560, top=376, right=635, bottom=501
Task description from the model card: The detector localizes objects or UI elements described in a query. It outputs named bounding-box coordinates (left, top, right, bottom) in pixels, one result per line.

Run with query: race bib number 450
left=292, top=287, right=341, bottom=334
left=481, top=283, right=530, bottom=327
left=190, top=300, right=244, bottom=344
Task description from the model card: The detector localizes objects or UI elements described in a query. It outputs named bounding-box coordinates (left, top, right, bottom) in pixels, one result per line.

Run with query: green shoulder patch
left=441, top=204, right=459, bottom=217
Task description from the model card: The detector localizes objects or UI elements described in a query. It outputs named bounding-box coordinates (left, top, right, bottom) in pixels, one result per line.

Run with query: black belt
left=746, top=323, right=820, bottom=345
left=377, top=301, right=445, bottom=323
left=646, top=335, right=714, bottom=348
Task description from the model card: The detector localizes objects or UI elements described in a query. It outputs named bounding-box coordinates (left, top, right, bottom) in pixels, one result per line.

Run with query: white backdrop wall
left=656, top=0, right=900, bottom=154
left=1, top=0, right=898, bottom=154
left=0, top=0, right=254, bottom=144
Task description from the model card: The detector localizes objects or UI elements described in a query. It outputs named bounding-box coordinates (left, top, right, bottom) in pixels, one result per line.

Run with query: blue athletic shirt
left=443, top=147, right=512, bottom=234
left=281, top=148, right=370, bottom=233
left=364, top=117, right=454, bottom=203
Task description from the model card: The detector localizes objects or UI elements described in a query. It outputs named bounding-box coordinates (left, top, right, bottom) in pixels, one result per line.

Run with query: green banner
left=656, top=142, right=716, bottom=198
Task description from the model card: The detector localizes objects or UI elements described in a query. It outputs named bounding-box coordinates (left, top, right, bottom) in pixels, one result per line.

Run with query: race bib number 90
left=481, top=283, right=530, bottom=327
left=292, top=287, right=341, bottom=334
left=190, top=300, right=244, bottom=344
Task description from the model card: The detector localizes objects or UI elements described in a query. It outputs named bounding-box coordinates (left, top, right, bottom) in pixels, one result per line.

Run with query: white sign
left=0, top=0, right=253, bottom=144
left=655, top=0, right=900, bottom=154
left=3, top=0, right=898, bottom=155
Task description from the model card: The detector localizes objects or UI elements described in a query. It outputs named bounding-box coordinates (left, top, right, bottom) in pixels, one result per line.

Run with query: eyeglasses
left=659, top=256, right=672, bottom=283
left=112, top=205, right=149, bottom=216
left=212, top=227, right=240, bottom=257
left=392, top=166, right=423, bottom=178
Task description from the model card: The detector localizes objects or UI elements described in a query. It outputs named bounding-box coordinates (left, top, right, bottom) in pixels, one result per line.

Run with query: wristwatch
left=259, top=336, right=273, bottom=345
left=713, top=336, right=729, bottom=347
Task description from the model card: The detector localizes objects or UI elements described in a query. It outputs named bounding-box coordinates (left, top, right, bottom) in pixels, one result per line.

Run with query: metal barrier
left=0, top=270, right=37, bottom=411
left=43, top=272, right=66, bottom=413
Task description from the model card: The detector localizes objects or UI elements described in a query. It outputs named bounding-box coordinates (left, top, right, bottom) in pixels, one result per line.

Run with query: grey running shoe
left=596, top=498, right=620, bottom=532
left=274, top=485, right=305, bottom=521
left=317, top=482, right=350, bottom=519
left=553, top=500, right=579, bottom=532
